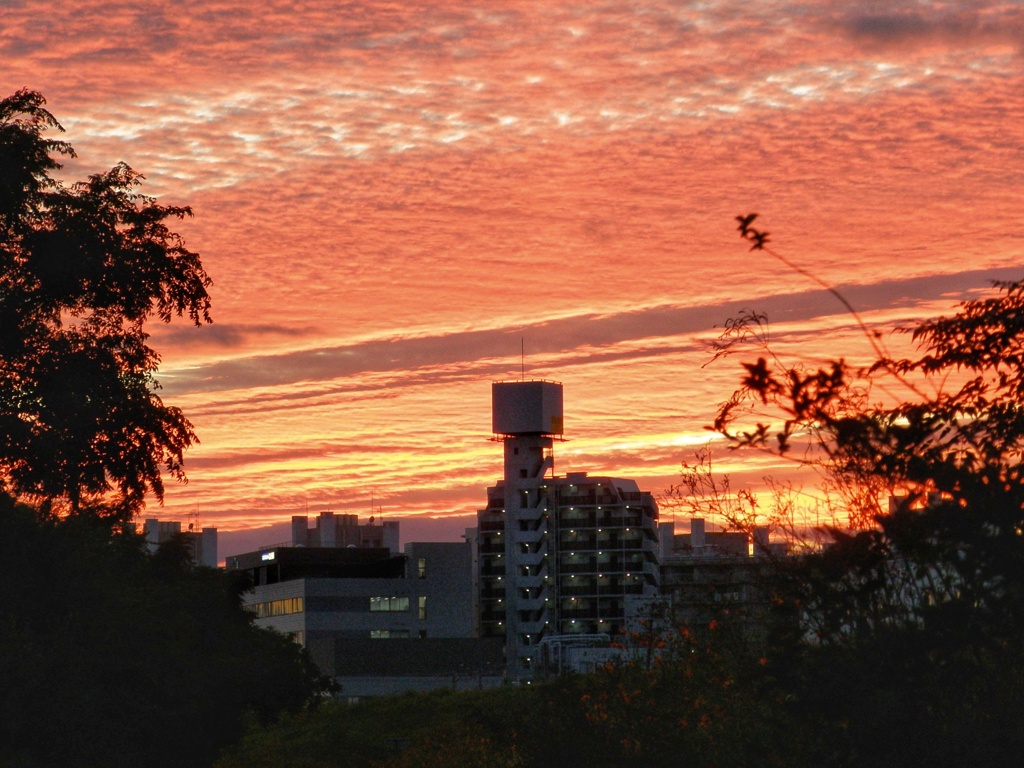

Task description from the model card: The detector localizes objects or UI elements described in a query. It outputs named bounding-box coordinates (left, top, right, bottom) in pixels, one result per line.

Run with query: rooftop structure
left=291, top=511, right=399, bottom=554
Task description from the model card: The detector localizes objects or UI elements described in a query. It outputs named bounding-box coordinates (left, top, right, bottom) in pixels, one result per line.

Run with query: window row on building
left=370, top=595, right=410, bottom=612
left=251, top=597, right=304, bottom=619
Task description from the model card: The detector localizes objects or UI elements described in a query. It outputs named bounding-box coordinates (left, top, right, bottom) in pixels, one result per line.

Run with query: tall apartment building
left=658, top=517, right=785, bottom=644
left=477, top=381, right=661, bottom=679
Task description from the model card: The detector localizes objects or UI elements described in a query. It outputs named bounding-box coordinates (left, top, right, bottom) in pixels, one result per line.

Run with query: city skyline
left=3, top=1, right=1021, bottom=534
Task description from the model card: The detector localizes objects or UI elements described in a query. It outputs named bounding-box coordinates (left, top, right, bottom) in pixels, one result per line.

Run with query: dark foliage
left=218, top=614, right=792, bottom=768
left=712, top=216, right=1024, bottom=766
left=1, top=89, right=212, bottom=517
left=0, top=494, right=329, bottom=768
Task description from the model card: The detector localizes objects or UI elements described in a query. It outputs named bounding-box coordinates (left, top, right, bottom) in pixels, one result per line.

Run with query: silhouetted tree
left=706, top=215, right=1024, bottom=766
left=718, top=215, right=1024, bottom=644
left=1, top=89, right=211, bottom=519
left=0, top=92, right=330, bottom=767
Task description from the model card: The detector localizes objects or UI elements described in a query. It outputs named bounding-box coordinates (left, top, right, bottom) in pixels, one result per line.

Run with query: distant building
left=476, top=381, right=661, bottom=680
left=291, top=510, right=399, bottom=553
left=669, top=517, right=749, bottom=557
left=658, top=517, right=786, bottom=643
left=143, top=518, right=218, bottom=568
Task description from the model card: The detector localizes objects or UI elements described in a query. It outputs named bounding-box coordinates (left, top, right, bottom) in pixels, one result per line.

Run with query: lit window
left=370, top=596, right=410, bottom=612
left=251, top=597, right=304, bottom=618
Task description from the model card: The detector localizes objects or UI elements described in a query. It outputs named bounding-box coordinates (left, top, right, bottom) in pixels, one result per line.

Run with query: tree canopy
left=0, top=496, right=329, bottom=768
left=0, top=91, right=327, bottom=768
left=701, top=215, right=1024, bottom=766
left=0, top=89, right=211, bottom=518
left=717, top=214, right=1024, bottom=647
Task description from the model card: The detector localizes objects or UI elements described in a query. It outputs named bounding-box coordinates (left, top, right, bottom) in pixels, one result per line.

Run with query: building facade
left=658, top=517, right=786, bottom=644
left=477, top=381, right=661, bottom=679
left=225, top=539, right=495, bottom=697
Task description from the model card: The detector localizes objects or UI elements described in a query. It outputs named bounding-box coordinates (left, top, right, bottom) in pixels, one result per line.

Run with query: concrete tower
left=490, top=381, right=562, bottom=677
left=478, top=381, right=661, bottom=680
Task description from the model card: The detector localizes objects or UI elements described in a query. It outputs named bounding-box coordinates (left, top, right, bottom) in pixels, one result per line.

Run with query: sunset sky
left=3, top=1, right=1022, bottom=551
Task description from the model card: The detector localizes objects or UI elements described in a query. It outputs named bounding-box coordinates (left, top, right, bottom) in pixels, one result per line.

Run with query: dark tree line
left=0, top=497, right=328, bottom=768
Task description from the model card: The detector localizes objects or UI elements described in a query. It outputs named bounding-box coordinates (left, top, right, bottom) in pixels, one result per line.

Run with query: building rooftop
left=226, top=546, right=405, bottom=583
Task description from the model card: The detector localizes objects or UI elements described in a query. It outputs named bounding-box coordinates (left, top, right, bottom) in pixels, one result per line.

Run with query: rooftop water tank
left=492, top=381, right=564, bottom=436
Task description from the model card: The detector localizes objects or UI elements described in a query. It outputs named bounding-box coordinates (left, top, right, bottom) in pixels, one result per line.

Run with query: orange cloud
left=1, top=1, right=1020, bottom=547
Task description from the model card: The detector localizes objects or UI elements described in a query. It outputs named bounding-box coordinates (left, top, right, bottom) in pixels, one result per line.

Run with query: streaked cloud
left=835, top=4, right=1024, bottom=52
left=159, top=266, right=1022, bottom=396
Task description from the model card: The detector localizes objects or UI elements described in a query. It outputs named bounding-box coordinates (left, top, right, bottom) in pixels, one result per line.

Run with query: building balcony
left=590, top=539, right=642, bottom=550
left=559, top=582, right=598, bottom=597
left=558, top=533, right=597, bottom=547
left=514, top=550, right=547, bottom=568
left=516, top=527, right=547, bottom=544
left=518, top=616, right=549, bottom=635
left=518, top=566, right=549, bottom=589
left=597, top=513, right=642, bottom=528
left=559, top=608, right=624, bottom=622
left=557, top=509, right=598, bottom=526
left=516, top=595, right=547, bottom=612
left=554, top=493, right=597, bottom=505
left=560, top=562, right=598, bottom=575
left=558, top=620, right=598, bottom=635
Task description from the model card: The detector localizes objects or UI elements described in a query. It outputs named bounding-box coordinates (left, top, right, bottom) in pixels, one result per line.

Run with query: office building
left=226, top=537, right=500, bottom=697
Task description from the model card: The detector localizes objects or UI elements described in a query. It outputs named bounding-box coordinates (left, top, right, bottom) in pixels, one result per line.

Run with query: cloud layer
left=2, top=1, right=1021, bottom=539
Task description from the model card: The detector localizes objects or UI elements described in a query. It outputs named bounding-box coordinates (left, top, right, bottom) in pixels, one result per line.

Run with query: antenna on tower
left=521, top=337, right=525, bottom=380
